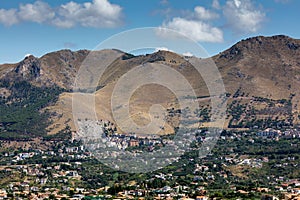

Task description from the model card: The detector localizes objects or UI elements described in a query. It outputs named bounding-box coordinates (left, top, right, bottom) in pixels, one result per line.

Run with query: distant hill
left=0, top=35, right=300, bottom=139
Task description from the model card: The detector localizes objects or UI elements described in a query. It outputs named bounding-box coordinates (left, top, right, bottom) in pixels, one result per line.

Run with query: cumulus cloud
left=54, top=0, right=123, bottom=28
left=51, top=18, right=74, bottom=28
left=19, top=1, right=55, bottom=23
left=158, top=4, right=222, bottom=43
left=0, top=0, right=123, bottom=28
left=159, top=17, right=223, bottom=43
left=182, top=52, right=193, bottom=57
left=212, top=0, right=221, bottom=9
left=223, top=0, right=265, bottom=34
left=194, top=6, right=219, bottom=20
left=155, top=47, right=173, bottom=52
left=0, top=9, right=19, bottom=26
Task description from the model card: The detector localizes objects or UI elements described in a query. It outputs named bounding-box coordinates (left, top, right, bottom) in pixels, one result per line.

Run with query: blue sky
left=0, top=0, right=298, bottom=63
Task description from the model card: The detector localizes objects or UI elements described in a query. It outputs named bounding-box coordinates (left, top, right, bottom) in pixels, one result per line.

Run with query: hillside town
left=0, top=125, right=299, bottom=199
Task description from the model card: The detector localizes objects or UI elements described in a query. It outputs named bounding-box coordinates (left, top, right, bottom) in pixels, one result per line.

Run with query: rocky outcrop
left=15, top=55, right=42, bottom=79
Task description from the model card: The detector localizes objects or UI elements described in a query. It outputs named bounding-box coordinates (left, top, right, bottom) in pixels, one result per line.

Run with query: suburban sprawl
left=0, top=124, right=299, bottom=200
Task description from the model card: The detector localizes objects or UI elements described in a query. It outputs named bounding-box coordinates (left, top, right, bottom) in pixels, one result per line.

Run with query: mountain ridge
left=1, top=34, right=300, bottom=137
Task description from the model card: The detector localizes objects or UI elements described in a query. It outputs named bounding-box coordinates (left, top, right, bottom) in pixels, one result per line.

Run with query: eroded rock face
left=0, top=50, right=91, bottom=89
left=15, top=55, right=42, bottom=79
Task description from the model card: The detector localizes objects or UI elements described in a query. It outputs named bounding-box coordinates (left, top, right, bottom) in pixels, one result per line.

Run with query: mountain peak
left=145, top=50, right=183, bottom=63
left=24, top=54, right=34, bottom=59
left=218, top=35, right=300, bottom=60
left=237, top=34, right=299, bottom=50
left=15, top=54, right=41, bottom=79
left=240, top=35, right=297, bottom=47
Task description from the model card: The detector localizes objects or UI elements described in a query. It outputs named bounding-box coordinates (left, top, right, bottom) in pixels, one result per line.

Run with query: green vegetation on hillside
left=0, top=80, right=64, bottom=139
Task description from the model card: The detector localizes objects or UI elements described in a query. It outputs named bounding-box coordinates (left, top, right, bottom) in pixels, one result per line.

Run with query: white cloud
left=212, top=0, right=221, bottom=9
left=24, top=54, right=33, bottom=58
left=158, top=4, right=223, bottom=43
left=51, top=18, right=74, bottom=28
left=0, top=9, right=19, bottom=26
left=0, top=0, right=123, bottom=28
left=194, top=6, right=219, bottom=20
left=54, top=0, right=123, bottom=28
left=223, top=0, right=265, bottom=33
left=233, top=0, right=241, bottom=7
left=19, top=1, right=55, bottom=23
left=182, top=52, right=193, bottom=57
left=159, top=17, right=223, bottom=43
left=154, top=47, right=173, bottom=52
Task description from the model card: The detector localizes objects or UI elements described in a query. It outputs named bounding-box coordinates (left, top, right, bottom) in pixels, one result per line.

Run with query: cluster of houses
left=0, top=123, right=299, bottom=199
left=220, top=156, right=269, bottom=168
left=97, top=133, right=163, bottom=150
left=257, top=128, right=300, bottom=138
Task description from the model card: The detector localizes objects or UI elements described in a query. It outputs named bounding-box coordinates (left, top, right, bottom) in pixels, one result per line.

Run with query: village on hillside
left=0, top=123, right=299, bottom=200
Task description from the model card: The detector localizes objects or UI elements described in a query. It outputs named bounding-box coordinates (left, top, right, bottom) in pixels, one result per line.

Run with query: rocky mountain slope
left=215, top=35, right=300, bottom=99
left=0, top=35, right=300, bottom=138
left=0, top=49, right=89, bottom=89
